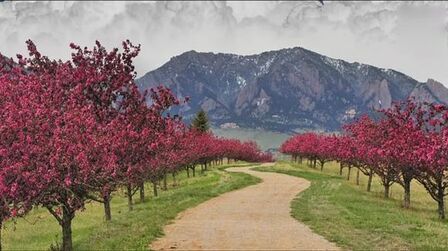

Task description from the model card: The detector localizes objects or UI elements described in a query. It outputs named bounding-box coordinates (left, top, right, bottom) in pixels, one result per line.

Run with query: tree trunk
left=339, top=163, right=343, bottom=176
left=205, top=162, right=208, bottom=171
left=153, top=182, right=158, bottom=197
left=313, top=159, right=317, bottom=169
left=163, top=173, right=168, bottom=191
left=367, top=170, right=373, bottom=192
left=61, top=207, right=74, bottom=251
left=127, top=183, right=133, bottom=211
left=438, top=198, right=445, bottom=220
left=103, top=194, right=112, bottom=221
left=172, top=172, right=177, bottom=186
left=347, top=165, right=352, bottom=180
left=193, top=166, right=196, bottom=177
left=320, top=162, right=324, bottom=171
left=356, top=169, right=360, bottom=185
left=438, top=181, right=445, bottom=220
left=384, top=184, right=390, bottom=198
left=0, top=217, right=3, bottom=251
left=139, top=182, right=145, bottom=203
left=403, top=178, right=411, bottom=209
left=186, top=167, right=190, bottom=178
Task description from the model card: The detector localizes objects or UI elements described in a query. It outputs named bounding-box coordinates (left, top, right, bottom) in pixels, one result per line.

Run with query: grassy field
left=3, top=163, right=260, bottom=250
left=212, top=127, right=290, bottom=151
left=254, top=161, right=448, bottom=250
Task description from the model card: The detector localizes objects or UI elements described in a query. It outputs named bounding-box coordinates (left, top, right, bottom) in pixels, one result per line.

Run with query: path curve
left=150, top=163, right=339, bottom=250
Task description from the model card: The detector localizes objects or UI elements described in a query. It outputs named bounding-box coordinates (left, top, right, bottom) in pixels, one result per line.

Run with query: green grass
left=3, top=163, right=261, bottom=250
left=254, top=161, right=448, bottom=250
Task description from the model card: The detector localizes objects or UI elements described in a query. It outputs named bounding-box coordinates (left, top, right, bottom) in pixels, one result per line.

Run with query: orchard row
left=0, top=41, right=272, bottom=251
left=281, top=99, right=448, bottom=220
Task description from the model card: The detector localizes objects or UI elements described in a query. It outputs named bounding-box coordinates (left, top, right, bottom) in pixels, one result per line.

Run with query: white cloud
left=0, top=1, right=447, bottom=85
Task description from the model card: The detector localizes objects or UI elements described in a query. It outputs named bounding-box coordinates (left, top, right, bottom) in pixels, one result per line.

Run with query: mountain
left=137, top=47, right=448, bottom=133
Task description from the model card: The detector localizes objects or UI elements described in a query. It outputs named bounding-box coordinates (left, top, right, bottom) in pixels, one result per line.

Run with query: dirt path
left=150, top=163, right=339, bottom=250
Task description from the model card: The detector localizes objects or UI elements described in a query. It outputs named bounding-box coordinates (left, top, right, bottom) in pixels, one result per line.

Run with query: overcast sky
left=0, top=1, right=447, bottom=85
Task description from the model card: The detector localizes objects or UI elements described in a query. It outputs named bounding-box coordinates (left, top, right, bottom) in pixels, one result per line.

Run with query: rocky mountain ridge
left=137, top=47, right=447, bottom=133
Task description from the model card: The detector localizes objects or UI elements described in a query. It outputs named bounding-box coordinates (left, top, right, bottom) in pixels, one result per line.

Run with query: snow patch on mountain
left=236, top=75, right=247, bottom=87
left=322, top=56, right=345, bottom=73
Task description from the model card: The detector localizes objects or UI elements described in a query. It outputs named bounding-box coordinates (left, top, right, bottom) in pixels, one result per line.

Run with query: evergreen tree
left=192, top=109, right=209, bottom=132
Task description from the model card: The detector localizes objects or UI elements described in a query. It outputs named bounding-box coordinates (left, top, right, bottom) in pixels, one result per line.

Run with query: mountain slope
left=137, top=47, right=447, bottom=132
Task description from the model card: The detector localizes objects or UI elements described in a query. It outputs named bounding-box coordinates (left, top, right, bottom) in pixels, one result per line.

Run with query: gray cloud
left=0, top=1, right=447, bottom=85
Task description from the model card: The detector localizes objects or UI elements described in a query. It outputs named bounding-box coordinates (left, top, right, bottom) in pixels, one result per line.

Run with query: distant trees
left=191, top=109, right=209, bottom=132
left=280, top=99, right=448, bottom=219
left=0, top=40, right=273, bottom=251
